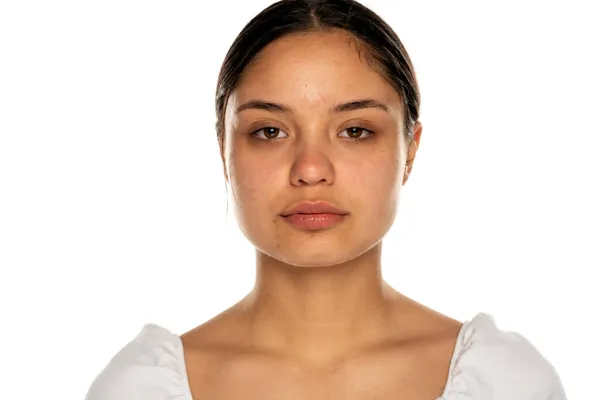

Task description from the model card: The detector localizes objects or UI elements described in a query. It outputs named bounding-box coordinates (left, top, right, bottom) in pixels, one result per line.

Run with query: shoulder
left=84, top=324, right=192, bottom=400
left=441, top=313, right=567, bottom=400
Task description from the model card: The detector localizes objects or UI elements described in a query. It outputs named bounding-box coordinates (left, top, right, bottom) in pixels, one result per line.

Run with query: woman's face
left=222, top=31, right=419, bottom=267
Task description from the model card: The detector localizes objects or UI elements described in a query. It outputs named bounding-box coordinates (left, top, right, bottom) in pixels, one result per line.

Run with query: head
left=216, top=0, right=422, bottom=268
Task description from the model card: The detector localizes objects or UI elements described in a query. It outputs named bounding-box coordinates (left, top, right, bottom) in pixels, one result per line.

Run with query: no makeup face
left=222, top=31, right=414, bottom=267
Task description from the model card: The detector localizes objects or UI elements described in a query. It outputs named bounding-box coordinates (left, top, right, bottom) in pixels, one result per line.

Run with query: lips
left=279, top=200, right=349, bottom=231
left=280, top=201, right=349, bottom=217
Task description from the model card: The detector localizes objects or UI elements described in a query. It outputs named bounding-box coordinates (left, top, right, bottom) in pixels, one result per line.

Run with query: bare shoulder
left=179, top=305, right=254, bottom=395
left=383, top=298, right=465, bottom=393
left=179, top=298, right=464, bottom=400
left=389, top=292, right=464, bottom=344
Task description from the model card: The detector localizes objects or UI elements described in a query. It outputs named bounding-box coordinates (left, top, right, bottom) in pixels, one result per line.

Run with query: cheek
left=230, top=150, right=282, bottom=207
left=345, top=150, right=401, bottom=226
left=346, top=150, right=400, bottom=195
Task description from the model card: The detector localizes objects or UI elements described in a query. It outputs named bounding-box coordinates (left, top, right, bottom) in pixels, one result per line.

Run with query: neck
left=237, top=243, right=404, bottom=366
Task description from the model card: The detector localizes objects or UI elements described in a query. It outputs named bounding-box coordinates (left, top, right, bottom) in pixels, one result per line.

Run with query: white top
left=84, top=313, right=567, bottom=400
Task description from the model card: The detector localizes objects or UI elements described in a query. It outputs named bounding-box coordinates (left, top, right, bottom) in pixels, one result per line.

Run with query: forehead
left=230, top=31, right=402, bottom=112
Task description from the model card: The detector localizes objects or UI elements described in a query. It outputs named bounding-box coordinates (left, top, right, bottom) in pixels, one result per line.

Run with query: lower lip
left=282, top=213, right=347, bottom=230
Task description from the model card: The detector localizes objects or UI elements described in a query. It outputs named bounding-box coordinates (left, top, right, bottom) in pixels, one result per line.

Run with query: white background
left=1, top=0, right=598, bottom=398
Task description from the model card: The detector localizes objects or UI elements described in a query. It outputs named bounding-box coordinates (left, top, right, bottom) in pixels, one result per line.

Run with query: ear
left=402, top=121, right=422, bottom=185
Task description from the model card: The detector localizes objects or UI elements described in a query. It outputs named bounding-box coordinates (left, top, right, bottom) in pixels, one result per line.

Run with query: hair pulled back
left=215, top=0, right=420, bottom=147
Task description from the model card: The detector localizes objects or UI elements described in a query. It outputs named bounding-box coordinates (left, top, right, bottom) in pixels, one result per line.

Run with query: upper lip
left=280, top=201, right=349, bottom=217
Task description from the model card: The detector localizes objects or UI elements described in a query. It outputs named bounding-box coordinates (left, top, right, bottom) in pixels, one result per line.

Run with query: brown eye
left=347, top=127, right=364, bottom=138
left=264, top=127, right=279, bottom=139
left=251, top=127, right=288, bottom=140
left=339, top=126, right=373, bottom=140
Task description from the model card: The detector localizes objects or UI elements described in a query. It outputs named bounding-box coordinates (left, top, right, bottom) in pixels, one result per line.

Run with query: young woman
left=85, top=0, right=567, bottom=399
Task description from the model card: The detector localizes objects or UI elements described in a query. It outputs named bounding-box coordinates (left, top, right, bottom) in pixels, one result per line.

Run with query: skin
left=181, top=31, right=463, bottom=399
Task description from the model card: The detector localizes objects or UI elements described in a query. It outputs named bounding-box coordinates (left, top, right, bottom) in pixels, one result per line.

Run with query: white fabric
left=85, top=313, right=567, bottom=399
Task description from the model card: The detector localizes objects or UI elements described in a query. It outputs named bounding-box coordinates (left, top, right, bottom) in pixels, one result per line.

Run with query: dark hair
left=215, top=0, right=420, bottom=148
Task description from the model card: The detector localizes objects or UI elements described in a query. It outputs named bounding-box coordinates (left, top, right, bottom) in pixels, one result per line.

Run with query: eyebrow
left=235, top=98, right=389, bottom=114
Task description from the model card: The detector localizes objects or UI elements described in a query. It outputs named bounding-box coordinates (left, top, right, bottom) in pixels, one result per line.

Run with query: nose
left=289, top=144, right=335, bottom=187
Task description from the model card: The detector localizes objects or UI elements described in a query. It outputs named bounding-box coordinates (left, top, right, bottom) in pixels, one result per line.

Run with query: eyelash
left=249, top=126, right=374, bottom=143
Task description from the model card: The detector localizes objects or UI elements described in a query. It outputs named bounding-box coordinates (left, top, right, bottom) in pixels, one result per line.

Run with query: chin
left=276, top=250, right=352, bottom=268
left=258, top=236, right=379, bottom=268
left=238, top=214, right=391, bottom=268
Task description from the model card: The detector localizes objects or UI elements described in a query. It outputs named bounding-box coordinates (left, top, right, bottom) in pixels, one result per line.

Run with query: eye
left=338, top=126, right=374, bottom=141
left=250, top=126, right=289, bottom=141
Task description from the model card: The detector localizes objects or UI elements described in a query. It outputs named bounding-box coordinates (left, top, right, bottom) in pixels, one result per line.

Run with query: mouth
left=280, top=213, right=347, bottom=230
left=280, top=200, right=349, bottom=217
left=279, top=200, right=349, bottom=230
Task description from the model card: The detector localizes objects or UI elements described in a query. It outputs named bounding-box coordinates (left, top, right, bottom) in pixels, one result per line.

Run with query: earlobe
left=402, top=121, right=422, bottom=185
left=402, top=159, right=413, bottom=185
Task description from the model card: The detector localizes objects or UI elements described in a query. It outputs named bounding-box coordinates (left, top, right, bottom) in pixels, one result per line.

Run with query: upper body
left=85, top=311, right=567, bottom=400
left=85, top=1, right=568, bottom=399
